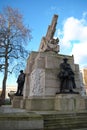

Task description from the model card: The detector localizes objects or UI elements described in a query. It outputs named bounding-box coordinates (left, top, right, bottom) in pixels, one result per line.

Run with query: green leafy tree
left=0, top=6, right=32, bottom=104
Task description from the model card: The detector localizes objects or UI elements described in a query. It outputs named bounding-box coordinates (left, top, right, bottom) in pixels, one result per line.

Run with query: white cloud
left=82, top=12, right=87, bottom=19
left=62, top=17, right=87, bottom=43
left=72, top=42, right=87, bottom=64
left=63, top=17, right=81, bottom=42
left=58, top=12, right=87, bottom=67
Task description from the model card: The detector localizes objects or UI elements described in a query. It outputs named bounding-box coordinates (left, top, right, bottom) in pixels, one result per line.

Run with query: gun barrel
left=46, top=14, right=58, bottom=41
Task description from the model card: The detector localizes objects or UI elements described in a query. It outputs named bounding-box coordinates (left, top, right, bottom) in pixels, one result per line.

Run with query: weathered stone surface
left=23, top=52, right=38, bottom=98
left=12, top=14, right=84, bottom=111
left=39, top=15, right=59, bottom=53
left=23, top=52, right=81, bottom=98
left=12, top=96, right=23, bottom=108
left=25, top=96, right=55, bottom=111
left=0, top=111, right=43, bottom=130
left=12, top=50, right=82, bottom=111
left=29, top=68, right=45, bottom=96
left=55, top=94, right=86, bottom=111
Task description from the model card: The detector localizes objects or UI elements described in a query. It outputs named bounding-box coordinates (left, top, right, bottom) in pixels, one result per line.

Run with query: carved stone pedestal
left=55, top=94, right=87, bottom=111
left=13, top=94, right=87, bottom=111
left=12, top=96, right=23, bottom=108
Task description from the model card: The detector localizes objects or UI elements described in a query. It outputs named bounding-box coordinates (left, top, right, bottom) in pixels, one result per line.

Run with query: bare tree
left=0, top=6, right=32, bottom=104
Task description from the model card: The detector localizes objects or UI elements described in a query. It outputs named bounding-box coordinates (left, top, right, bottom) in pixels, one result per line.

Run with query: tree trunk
left=1, top=78, right=7, bottom=104
left=1, top=45, right=8, bottom=105
left=1, top=63, right=8, bottom=104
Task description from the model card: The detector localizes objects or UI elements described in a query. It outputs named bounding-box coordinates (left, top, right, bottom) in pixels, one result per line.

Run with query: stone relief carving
left=29, top=69, right=45, bottom=96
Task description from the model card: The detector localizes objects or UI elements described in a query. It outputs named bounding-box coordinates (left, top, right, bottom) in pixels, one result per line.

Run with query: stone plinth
left=55, top=94, right=86, bottom=111
left=12, top=96, right=23, bottom=108
left=23, top=52, right=38, bottom=98
left=12, top=51, right=82, bottom=111
left=24, top=51, right=81, bottom=98
left=25, top=96, right=55, bottom=111
left=0, top=110, right=43, bottom=130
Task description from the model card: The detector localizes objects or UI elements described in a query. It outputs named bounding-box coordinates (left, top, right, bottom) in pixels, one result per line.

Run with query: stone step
left=0, top=111, right=43, bottom=130
left=42, top=112, right=87, bottom=129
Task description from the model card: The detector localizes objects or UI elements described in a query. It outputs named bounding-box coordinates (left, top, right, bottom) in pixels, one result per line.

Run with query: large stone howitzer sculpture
left=39, top=14, right=59, bottom=53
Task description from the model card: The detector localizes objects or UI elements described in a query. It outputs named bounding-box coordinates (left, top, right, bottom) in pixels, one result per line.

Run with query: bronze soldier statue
left=58, top=58, right=77, bottom=93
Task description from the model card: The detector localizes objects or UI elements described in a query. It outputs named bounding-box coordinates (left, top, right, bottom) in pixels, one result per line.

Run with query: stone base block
left=12, top=95, right=87, bottom=112
left=25, top=96, right=55, bottom=111
left=55, top=94, right=86, bottom=111
left=0, top=112, right=43, bottom=130
left=12, top=96, right=23, bottom=108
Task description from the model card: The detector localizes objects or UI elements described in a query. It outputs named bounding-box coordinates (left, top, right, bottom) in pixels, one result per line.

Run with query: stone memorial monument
left=12, top=14, right=87, bottom=112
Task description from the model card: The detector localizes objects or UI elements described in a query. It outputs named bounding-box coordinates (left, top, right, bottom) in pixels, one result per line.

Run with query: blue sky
left=0, top=0, right=87, bottom=87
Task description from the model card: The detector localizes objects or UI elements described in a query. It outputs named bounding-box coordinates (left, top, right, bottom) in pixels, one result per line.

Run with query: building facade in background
left=82, top=68, right=87, bottom=94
